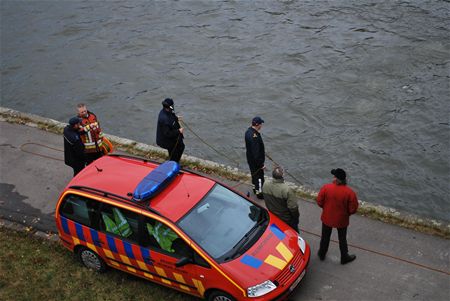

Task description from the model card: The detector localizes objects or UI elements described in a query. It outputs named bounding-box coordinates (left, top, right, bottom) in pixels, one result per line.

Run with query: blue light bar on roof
left=133, top=161, right=180, bottom=202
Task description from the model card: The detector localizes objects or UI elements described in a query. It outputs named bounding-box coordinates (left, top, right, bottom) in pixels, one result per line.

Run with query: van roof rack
left=107, top=153, right=160, bottom=164
left=69, top=185, right=162, bottom=216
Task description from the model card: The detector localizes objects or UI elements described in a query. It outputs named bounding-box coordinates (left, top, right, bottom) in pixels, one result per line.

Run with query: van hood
left=219, top=215, right=302, bottom=288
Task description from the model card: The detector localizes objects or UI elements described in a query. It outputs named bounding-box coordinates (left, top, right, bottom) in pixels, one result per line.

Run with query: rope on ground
left=20, top=142, right=64, bottom=161
left=299, top=228, right=450, bottom=276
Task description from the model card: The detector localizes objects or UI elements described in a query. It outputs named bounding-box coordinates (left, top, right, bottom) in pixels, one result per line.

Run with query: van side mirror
left=175, top=256, right=193, bottom=268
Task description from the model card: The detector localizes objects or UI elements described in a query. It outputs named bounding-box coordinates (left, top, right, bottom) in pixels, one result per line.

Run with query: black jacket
left=63, top=125, right=85, bottom=167
left=156, top=109, right=183, bottom=149
left=245, top=127, right=265, bottom=168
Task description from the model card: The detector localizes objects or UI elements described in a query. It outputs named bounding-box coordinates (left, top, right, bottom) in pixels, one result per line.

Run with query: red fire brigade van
left=55, top=154, right=310, bottom=301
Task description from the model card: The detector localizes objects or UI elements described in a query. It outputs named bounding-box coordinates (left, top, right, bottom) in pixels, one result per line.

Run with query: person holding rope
left=263, top=166, right=299, bottom=232
left=245, top=116, right=265, bottom=199
left=317, top=168, right=359, bottom=264
left=63, top=117, right=86, bottom=176
left=77, top=103, right=105, bottom=165
left=156, top=98, right=184, bottom=163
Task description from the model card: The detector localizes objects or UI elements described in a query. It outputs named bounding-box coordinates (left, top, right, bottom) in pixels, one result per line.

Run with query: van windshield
left=178, top=184, right=268, bottom=262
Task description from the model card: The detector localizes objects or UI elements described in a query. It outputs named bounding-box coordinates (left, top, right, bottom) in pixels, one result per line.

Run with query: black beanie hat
left=331, top=168, right=346, bottom=181
left=162, top=98, right=174, bottom=108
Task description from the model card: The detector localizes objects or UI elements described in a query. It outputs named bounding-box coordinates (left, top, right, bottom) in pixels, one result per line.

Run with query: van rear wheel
left=78, top=247, right=106, bottom=272
left=207, top=290, right=236, bottom=301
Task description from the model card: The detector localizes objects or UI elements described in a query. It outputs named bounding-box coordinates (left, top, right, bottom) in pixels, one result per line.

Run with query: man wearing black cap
left=63, top=117, right=86, bottom=176
left=245, top=116, right=265, bottom=199
left=317, top=168, right=359, bottom=264
left=156, top=98, right=185, bottom=163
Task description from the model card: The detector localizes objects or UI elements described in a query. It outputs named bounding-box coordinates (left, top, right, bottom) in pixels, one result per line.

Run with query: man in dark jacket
left=245, top=116, right=265, bottom=199
left=317, top=168, right=359, bottom=264
left=263, top=167, right=299, bottom=231
left=156, top=98, right=184, bottom=163
left=63, top=117, right=86, bottom=176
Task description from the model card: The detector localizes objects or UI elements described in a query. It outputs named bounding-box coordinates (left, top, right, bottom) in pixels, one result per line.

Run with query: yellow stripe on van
left=162, top=279, right=172, bottom=285
left=154, top=267, right=172, bottom=285
left=110, top=261, right=120, bottom=267
left=143, top=272, right=154, bottom=279
left=72, top=237, right=80, bottom=245
left=276, top=242, right=293, bottom=262
left=192, top=279, right=205, bottom=295
left=120, top=255, right=131, bottom=265
left=173, top=273, right=186, bottom=284
left=264, top=254, right=287, bottom=270
left=155, top=267, right=167, bottom=277
left=137, top=260, right=149, bottom=271
left=86, top=242, right=96, bottom=252
left=174, top=272, right=190, bottom=291
left=103, top=249, right=114, bottom=259
left=127, top=267, right=136, bottom=273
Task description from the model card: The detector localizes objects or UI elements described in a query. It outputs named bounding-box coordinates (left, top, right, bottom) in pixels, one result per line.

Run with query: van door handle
left=143, top=257, right=153, bottom=264
left=94, top=240, right=104, bottom=246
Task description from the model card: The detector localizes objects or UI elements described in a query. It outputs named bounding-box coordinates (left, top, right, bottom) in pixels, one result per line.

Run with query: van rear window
left=60, top=195, right=98, bottom=227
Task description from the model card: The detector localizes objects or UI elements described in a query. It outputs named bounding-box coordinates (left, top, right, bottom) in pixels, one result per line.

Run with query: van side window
left=143, top=217, right=201, bottom=262
left=99, top=204, right=139, bottom=243
left=60, top=194, right=98, bottom=227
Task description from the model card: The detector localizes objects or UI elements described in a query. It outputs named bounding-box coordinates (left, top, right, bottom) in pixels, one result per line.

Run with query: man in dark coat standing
left=63, top=117, right=86, bottom=176
left=156, top=98, right=185, bottom=163
left=317, top=168, right=359, bottom=264
left=245, top=116, right=265, bottom=199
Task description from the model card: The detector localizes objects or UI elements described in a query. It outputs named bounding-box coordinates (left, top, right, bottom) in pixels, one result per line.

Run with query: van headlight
left=298, top=235, right=306, bottom=254
left=247, top=280, right=277, bottom=297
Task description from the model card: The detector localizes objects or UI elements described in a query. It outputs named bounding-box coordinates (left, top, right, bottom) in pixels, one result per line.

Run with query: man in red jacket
left=317, top=168, right=359, bottom=264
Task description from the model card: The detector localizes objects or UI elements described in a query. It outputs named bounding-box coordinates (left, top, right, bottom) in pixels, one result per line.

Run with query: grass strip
left=0, top=227, right=197, bottom=301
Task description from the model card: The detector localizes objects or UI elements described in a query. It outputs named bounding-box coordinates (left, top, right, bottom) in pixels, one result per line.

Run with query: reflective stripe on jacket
left=146, top=222, right=178, bottom=252
left=79, top=111, right=103, bottom=153
left=101, top=208, right=132, bottom=237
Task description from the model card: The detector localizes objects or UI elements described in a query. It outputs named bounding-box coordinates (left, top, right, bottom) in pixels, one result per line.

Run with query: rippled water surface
left=1, top=0, right=449, bottom=221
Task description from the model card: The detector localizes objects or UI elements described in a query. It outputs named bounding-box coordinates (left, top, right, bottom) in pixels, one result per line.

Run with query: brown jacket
left=262, top=178, right=299, bottom=229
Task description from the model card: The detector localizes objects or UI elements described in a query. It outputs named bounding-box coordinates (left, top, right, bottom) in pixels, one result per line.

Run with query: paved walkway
left=0, top=120, right=449, bottom=301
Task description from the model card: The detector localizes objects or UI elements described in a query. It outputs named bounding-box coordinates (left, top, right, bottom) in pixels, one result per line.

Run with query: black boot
left=317, top=250, right=325, bottom=261
left=341, top=254, right=356, bottom=265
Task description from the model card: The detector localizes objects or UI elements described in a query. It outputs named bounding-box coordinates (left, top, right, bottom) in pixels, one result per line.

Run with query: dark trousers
left=318, top=223, right=349, bottom=259
left=287, top=219, right=299, bottom=233
left=167, top=141, right=185, bottom=163
left=249, top=166, right=264, bottom=193
left=85, top=152, right=103, bottom=165
left=72, top=162, right=85, bottom=177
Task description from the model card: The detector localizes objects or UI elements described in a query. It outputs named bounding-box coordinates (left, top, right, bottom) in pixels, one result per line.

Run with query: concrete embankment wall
left=1, top=106, right=448, bottom=239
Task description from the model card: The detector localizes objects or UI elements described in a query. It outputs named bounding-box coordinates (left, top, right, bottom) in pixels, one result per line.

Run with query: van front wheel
left=207, top=290, right=236, bottom=301
left=78, top=247, right=106, bottom=273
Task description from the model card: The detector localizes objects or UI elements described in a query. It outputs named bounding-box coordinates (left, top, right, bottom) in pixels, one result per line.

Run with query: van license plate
left=289, top=270, right=306, bottom=291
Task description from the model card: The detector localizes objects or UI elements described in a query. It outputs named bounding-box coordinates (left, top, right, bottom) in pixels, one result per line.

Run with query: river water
left=1, top=0, right=449, bottom=222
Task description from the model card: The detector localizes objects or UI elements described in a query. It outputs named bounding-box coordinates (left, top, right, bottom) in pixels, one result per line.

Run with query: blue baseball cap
left=252, top=116, right=264, bottom=126
left=69, top=117, right=82, bottom=126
